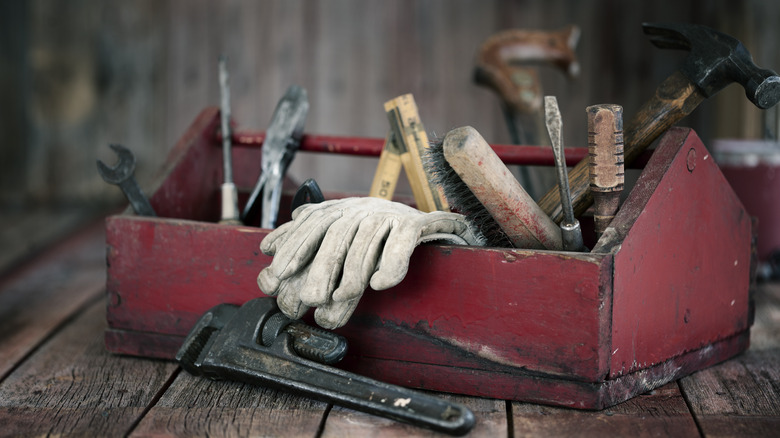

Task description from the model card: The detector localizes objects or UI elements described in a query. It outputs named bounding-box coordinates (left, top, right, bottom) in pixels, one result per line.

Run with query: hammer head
left=96, top=143, right=136, bottom=184
left=643, top=22, right=780, bottom=109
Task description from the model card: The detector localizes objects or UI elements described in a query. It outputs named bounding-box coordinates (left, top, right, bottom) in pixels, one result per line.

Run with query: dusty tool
left=218, top=56, right=241, bottom=225
left=544, top=96, right=584, bottom=252
left=176, top=297, right=475, bottom=436
left=427, top=126, right=561, bottom=250
left=242, top=85, right=309, bottom=228
left=474, top=26, right=580, bottom=199
left=537, top=22, right=780, bottom=224
left=474, top=25, right=580, bottom=145
left=587, top=104, right=625, bottom=240
left=370, top=94, right=449, bottom=212
left=97, top=144, right=156, bottom=216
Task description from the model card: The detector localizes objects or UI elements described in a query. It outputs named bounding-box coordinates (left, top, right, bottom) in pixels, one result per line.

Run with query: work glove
left=257, top=197, right=484, bottom=328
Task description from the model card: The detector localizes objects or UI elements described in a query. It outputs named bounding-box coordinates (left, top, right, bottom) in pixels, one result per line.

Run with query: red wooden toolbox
left=105, top=107, right=753, bottom=409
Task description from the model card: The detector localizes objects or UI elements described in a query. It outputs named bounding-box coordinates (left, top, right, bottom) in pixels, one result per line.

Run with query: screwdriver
left=218, top=56, right=241, bottom=225
left=544, top=96, right=585, bottom=252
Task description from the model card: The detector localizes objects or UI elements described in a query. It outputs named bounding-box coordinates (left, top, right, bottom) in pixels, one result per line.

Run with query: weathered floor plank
left=0, top=206, right=102, bottom=276
left=130, top=367, right=329, bottom=437
left=0, top=221, right=106, bottom=381
left=511, top=382, right=699, bottom=437
left=680, top=349, right=780, bottom=438
left=321, top=394, right=507, bottom=437
left=0, top=302, right=179, bottom=437
left=678, top=282, right=780, bottom=438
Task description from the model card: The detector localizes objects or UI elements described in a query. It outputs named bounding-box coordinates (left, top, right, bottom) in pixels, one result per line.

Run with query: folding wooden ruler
left=369, top=94, right=449, bottom=212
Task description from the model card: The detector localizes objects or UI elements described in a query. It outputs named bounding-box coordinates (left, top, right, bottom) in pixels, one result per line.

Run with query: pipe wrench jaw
left=176, top=298, right=475, bottom=436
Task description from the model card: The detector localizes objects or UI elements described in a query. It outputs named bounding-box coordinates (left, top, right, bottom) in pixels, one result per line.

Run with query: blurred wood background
left=1, top=0, right=778, bottom=209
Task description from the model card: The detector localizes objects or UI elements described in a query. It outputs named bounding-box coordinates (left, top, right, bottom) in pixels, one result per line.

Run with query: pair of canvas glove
left=257, top=197, right=484, bottom=329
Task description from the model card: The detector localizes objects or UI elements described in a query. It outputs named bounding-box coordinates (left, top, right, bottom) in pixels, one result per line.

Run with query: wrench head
left=96, top=144, right=136, bottom=184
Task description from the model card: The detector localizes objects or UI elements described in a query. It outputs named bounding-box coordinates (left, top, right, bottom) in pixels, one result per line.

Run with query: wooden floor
left=1, top=218, right=779, bottom=437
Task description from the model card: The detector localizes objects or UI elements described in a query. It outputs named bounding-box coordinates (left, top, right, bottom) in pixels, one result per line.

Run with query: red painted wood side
left=105, top=217, right=268, bottom=334
left=147, top=107, right=224, bottom=222
left=342, top=330, right=748, bottom=410
left=609, top=128, right=752, bottom=378
left=106, top=214, right=612, bottom=381
left=104, top=325, right=749, bottom=410
left=337, top=246, right=613, bottom=381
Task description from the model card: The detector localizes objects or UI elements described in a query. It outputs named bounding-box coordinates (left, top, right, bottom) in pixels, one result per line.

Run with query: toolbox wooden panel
left=105, top=107, right=752, bottom=409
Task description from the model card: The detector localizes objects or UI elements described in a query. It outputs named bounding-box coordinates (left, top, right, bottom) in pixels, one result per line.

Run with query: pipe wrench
left=176, top=298, right=475, bottom=436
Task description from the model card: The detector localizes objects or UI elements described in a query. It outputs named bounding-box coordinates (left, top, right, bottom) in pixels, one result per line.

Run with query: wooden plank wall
left=1, top=0, right=777, bottom=206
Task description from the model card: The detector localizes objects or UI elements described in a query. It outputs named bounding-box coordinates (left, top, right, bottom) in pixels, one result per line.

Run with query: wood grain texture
left=131, top=371, right=328, bottom=437
left=322, top=395, right=506, bottom=438
left=0, top=206, right=99, bottom=276
left=678, top=281, right=780, bottom=438
left=0, top=221, right=105, bottom=380
left=7, top=0, right=762, bottom=207
left=0, top=302, right=179, bottom=437
left=511, top=382, right=699, bottom=437
left=679, top=350, right=780, bottom=438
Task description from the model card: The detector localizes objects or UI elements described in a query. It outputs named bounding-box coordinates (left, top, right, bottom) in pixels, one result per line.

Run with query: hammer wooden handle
left=538, top=71, right=705, bottom=223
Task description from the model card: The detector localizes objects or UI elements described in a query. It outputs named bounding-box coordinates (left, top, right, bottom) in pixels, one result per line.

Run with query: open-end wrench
left=96, top=144, right=156, bottom=216
left=176, top=298, right=475, bottom=436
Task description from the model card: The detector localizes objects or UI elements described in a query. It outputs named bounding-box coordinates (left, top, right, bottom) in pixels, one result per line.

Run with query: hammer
left=536, top=22, right=780, bottom=223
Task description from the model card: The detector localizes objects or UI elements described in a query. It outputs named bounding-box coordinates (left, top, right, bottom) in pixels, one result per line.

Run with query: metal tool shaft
left=218, top=56, right=241, bottom=224
left=544, top=96, right=583, bottom=251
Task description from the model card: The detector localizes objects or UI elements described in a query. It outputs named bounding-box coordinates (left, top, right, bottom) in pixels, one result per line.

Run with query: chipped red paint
left=104, top=109, right=752, bottom=409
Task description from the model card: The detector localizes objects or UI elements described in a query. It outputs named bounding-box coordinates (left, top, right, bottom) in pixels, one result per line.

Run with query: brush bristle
left=425, top=137, right=514, bottom=248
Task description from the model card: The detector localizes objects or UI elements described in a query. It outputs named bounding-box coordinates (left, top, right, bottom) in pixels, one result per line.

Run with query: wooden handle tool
left=587, top=104, right=624, bottom=239
left=537, top=23, right=780, bottom=224
left=544, top=96, right=584, bottom=251
left=442, top=126, right=561, bottom=250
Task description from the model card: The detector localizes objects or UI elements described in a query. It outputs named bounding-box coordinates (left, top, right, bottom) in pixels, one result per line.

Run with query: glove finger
left=369, top=216, right=424, bottom=291
left=276, top=267, right=312, bottom=320
left=267, top=207, right=344, bottom=280
left=313, top=296, right=363, bottom=329
left=257, top=267, right=281, bottom=296
left=332, top=215, right=394, bottom=301
left=368, top=212, right=480, bottom=290
left=299, top=213, right=366, bottom=306
left=260, top=220, right=294, bottom=255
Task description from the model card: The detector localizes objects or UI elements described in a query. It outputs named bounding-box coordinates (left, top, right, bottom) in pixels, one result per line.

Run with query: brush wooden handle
left=587, top=104, right=624, bottom=237
left=537, top=71, right=706, bottom=223
left=385, top=94, right=449, bottom=212
left=443, top=126, right=562, bottom=250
